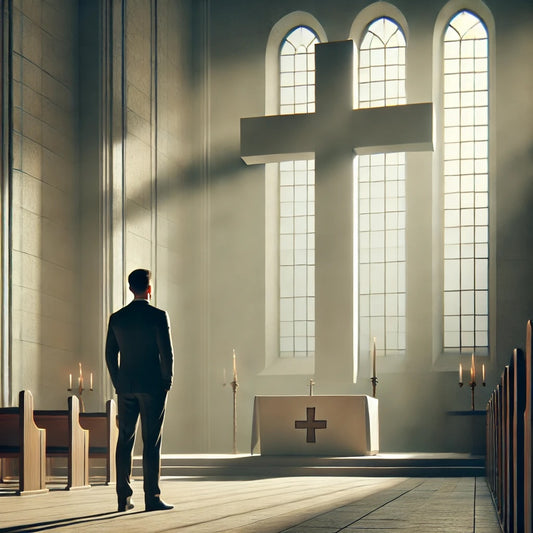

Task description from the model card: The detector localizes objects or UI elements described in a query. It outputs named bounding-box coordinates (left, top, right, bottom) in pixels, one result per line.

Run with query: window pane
left=278, top=26, right=319, bottom=358
left=443, top=10, right=489, bottom=352
left=357, top=17, right=406, bottom=358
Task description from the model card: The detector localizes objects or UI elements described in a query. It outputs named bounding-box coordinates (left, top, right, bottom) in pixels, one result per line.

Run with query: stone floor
left=0, top=476, right=501, bottom=532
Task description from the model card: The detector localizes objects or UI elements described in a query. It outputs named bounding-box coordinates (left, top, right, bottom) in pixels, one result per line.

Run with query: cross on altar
left=295, top=407, right=327, bottom=443
left=240, top=40, right=433, bottom=381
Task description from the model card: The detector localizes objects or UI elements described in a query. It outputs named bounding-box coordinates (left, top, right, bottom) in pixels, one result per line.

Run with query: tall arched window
left=279, top=26, right=319, bottom=358
left=442, top=11, right=488, bottom=352
left=357, top=18, right=406, bottom=358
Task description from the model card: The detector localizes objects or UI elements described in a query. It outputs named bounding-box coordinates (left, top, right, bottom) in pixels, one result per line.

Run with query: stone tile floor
left=0, top=476, right=501, bottom=532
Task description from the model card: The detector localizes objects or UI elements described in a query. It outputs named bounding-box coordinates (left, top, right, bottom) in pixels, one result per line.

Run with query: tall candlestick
left=370, top=337, right=378, bottom=398
left=372, top=337, right=377, bottom=378
left=231, top=349, right=238, bottom=454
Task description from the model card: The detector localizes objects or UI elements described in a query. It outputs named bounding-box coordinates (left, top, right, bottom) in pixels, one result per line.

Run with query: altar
left=251, top=395, right=379, bottom=456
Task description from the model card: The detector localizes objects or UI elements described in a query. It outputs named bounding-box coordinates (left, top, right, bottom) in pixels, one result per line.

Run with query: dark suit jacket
left=105, top=300, right=174, bottom=394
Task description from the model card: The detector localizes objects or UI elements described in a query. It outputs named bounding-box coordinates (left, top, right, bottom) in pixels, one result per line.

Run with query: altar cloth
left=251, top=395, right=379, bottom=456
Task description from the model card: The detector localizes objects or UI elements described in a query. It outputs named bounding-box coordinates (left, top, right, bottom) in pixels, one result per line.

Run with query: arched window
left=357, top=18, right=406, bottom=358
left=279, top=26, right=319, bottom=358
left=442, top=11, right=488, bottom=352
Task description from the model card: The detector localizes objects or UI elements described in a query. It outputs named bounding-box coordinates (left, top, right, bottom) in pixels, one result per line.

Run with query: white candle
left=471, top=353, right=475, bottom=382
left=233, top=349, right=237, bottom=381
left=482, top=364, right=485, bottom=383
left=459, top=362, right=463, bottom=384
left=69, top=373, right=72, bottom=389
left=90, top=372, right=93, bottom=390
left=372, top=337, right=377, bottom=378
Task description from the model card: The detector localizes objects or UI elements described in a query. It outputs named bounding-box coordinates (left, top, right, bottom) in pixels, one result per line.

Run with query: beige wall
left=2, top=0, right=533, bottom=453
left=10, top=0, right=80, bottom=408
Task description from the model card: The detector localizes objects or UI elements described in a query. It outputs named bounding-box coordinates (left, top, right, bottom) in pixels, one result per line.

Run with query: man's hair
left=128, top=268, right=151, bottom=294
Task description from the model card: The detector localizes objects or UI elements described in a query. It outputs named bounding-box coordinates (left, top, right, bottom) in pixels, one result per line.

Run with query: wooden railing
left=486, top=320, right=532, bottom=533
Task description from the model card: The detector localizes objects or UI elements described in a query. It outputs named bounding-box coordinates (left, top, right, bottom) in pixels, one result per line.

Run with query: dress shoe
left=145, top=498, right=173, bottom=511
left=118, top=496, right=135, bottom=512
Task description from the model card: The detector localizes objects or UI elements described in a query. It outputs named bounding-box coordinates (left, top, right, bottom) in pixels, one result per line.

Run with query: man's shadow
left=0, top=510, right=145, bottom=532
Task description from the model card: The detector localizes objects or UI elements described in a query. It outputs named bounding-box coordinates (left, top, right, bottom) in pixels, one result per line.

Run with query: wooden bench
left=486, top=320, right=533, bottom=533
left=525, top=320, right=533, bottom=533
left=0, top=390, right=48, bottom=495
left=79, top=399, right=118, bottom=484
left=34, top=395, right=90, bottom=490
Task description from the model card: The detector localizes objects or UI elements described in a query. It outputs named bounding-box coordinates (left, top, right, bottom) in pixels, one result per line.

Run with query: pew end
left=34, top=395, right=90, bottom=490
left=79, top=399, right=118, bottom=485
left=0, top=390, right=48, bottom=495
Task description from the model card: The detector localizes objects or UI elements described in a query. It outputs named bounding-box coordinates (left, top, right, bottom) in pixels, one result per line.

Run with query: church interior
left=0, top=0, right=532, bottom=530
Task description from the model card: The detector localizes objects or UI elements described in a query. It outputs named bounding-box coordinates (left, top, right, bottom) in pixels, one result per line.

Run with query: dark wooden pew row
left=525, top=320, right=533, bottom=533
left=0, top=390, right=47, bottom=495
left=513, top=348, right=526, bottom=533
left=485, top=320, right=532, bottom=533
left=34, top=395, right=90, bottom=490
left=79, top=399, right=118, bottom=484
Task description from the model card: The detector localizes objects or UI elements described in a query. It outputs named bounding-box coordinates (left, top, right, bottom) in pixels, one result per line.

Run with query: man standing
left=105, top=269, right=174, bottom=512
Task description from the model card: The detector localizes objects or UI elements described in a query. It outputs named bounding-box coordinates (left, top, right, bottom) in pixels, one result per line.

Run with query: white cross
left=240, top=40, right=433, bottom=381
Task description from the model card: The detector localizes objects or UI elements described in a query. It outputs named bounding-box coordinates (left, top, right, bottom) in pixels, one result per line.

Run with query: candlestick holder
left=370, top=376, right=378, bottom=398
left=458, top=379, right=485, bottom=411
left=231, top=377, right=238, bottom=454
left=67, top=363, right=93, bottom=413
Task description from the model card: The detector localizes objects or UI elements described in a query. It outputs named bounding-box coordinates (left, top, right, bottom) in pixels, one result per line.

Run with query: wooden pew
left=513, top=348, right=526, bottom=533
left=0, top=390, right=48, bottom=495
left=485, top=322, right=532, bottom=533
left=525, top=320, right=533, bottom=533
left=79, top=399, right=118, bottom=484
left=34, top=395, right=90, bottom=490
left=504, top=364, right=514, bottom=533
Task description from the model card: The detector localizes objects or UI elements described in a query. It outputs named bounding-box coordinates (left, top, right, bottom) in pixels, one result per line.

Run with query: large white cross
left=240, top=40, right=433, bottom=382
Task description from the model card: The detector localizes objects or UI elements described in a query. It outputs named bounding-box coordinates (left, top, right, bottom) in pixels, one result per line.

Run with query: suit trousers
left=116, top=391, right=168, bottom=503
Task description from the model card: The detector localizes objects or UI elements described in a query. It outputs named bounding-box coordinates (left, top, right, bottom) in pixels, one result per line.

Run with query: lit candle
left=90, top=372, right=93, bottom=390
left=372, top=337, right=377, bottom=379
left=233, top=349, right=237, bottom=381
left=69, top=373, right=72, bottom=389
left=482, top=364, right=485, bottom=383
left=459, top=362, right=463, bottom=385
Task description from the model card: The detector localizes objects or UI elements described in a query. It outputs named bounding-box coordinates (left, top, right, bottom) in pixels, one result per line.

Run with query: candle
left=69, top=373, right=72, bottom=389
left=90, top=372, right=93, bottom=390
left=482, top=364, right=485, bottom=383
left=223, top=368, right=226, bottom=384
left=372, top=337, right=377, bottom=379
left=459, top=362, right=463, bottom=385
left=471, top=353, right=475, bottom=382
left=233, top=349, right=237, bottom=381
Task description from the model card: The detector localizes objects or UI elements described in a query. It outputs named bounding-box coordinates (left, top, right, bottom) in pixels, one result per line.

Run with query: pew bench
left=34, top=395, right=90, bottom=490
left=80, top=399, right=118, bottom=484
left=0, top=390, right=47, bottom=495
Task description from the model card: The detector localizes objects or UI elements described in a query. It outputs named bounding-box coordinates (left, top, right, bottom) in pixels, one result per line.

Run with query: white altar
left=251, top=395, right=379, bottom=456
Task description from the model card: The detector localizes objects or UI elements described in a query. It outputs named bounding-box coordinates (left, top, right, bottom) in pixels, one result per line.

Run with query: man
left=105, top=269, right=174, bottom=512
